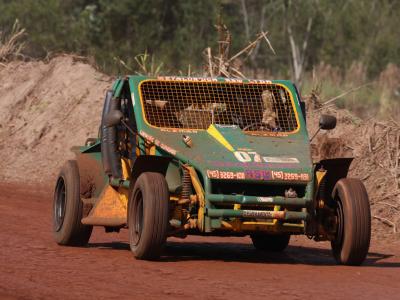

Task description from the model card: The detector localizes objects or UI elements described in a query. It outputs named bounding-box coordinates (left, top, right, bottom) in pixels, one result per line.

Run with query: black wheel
left=128, top=172, right=169, bottom=260
left=331, top=178, right=371, bottom=265
left=250, top=234, right=290, bottom=252
left=53, top=160, right=92, bottom=246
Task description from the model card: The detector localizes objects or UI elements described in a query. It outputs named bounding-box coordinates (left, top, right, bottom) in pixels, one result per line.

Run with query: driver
left=261, top=89, right=279, bottom=130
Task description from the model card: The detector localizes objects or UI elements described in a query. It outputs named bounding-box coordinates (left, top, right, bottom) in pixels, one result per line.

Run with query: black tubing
left=101, top=91, right=122, bottom=179
left=109, top=98, right=122, bottom=179
left=101, top=90, right=113, bottom=175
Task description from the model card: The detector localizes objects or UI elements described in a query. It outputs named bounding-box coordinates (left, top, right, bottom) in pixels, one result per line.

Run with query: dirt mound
left=307, top=98, right=400, bottom=239
left=0, top=55, right=112, bottom=183
left=0, top=56, right=398, bottom=239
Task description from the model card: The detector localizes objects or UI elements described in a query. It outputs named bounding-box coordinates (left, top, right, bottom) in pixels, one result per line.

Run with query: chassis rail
left=206, top=194, right=311, bottom=207
left=205, top=194, right=309, bottom=221
left=207, top=209, right=308, bottom=221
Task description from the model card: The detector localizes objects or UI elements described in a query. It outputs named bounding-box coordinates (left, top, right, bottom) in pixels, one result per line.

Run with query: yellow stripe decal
left=207, top=124, right=235, bottom=152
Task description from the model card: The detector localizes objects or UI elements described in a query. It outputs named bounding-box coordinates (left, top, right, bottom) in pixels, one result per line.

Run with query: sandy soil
left=1, top=182, right=399, bottom=300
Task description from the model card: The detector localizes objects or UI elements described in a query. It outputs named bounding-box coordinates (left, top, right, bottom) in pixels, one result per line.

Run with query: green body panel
left=127, top=76, right=313, bottom=188
left=112, top=78, right=124, bottom=97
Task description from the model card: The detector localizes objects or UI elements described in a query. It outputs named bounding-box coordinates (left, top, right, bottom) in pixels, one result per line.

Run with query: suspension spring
left=180, top=168, right=192, bottom=203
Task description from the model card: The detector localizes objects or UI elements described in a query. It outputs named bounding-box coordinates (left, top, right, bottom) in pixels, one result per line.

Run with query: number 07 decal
left=233, top=151, right=299, bottom=164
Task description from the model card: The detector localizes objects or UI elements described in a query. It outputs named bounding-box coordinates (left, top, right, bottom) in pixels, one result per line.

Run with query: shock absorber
left=179, top=168, right=192, bottom=204
left=318, top=177, right=326, bottom=205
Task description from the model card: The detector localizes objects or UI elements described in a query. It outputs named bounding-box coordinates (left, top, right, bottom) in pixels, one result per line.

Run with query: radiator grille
left=139, top=80, right=299, bottom=133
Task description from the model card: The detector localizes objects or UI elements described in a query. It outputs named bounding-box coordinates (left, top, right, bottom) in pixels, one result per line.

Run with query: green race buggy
left=53, top=76, right=371, bottom=265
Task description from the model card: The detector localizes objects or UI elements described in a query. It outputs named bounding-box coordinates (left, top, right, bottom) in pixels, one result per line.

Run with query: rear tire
left=331, top=178, right=371, bottom=265
left=250, top=234, right=290, bottom=252
left=128, top=172, right=169, bottom=260
left=53, top=160, right=92, bottom=246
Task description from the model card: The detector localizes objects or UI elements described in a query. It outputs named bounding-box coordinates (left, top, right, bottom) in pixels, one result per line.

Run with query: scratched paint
left=140, top=130, right=177, bottom=155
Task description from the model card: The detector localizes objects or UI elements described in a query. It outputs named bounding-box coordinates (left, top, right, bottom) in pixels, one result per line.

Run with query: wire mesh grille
left=139, top=80, right=299, bottom=133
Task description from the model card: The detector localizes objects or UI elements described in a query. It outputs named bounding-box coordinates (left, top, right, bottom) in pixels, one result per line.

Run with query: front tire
left=53, top=160, right=92, bottom=246
left=128, top=172, right=169, bottom=260
left=250, top=234, right=290, bottom=252
left=331, top=178, right=371, bottom=265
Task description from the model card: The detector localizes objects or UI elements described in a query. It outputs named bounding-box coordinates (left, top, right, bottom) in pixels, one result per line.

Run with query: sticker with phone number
left=207, top=170, right=245, bottom=180
left=207, top=169, right=310, bottom=182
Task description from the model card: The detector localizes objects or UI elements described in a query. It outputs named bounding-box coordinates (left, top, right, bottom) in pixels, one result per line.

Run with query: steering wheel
left=230, top=113, right=245, bottom=128
left=243, top=122, right=264, bottom=131
left=243, top=122, right=282, bottom=132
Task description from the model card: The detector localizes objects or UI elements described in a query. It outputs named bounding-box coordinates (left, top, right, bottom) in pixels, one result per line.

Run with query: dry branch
left=374, top=202, right=400, bottom=210
left=203, top=20, right=275, bottom=78
left=205, top=47, right=214, bottom=77
left=0, top=19, right=26, bottom=62
left=313, top=103, right=336, bottom=112
left=261, top=31, right=276, bottom=55
left=227, top=32, right=267, bottom=64
left=371, top=188, right=400, bottom=203
left=373, top=215, right=397, bottom=233
left=395, top=132, right=400, bottom=187
left=321, top=82, right=373, bottom=106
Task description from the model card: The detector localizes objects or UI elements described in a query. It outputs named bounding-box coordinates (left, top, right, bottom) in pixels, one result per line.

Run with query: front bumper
left=204, top=193, right=310, bottom=233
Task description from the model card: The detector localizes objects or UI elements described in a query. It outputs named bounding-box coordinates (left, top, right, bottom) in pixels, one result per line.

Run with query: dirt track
left=1, top=183, right=400, bottom=300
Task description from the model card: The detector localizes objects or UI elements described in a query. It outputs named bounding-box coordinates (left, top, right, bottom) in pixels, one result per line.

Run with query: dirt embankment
left=0, top=55, right=112, bottom=183
left=307, top=97, right=400, bottom=239
left=0, top=56, right=399, bottom=238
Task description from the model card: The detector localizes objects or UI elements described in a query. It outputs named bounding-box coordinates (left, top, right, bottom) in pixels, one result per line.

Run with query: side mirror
left=104, top=110, right=123, bottom=127
left=319, top=114, right=336, bottom=130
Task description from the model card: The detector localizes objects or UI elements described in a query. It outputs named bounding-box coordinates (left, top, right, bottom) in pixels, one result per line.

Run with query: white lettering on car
left=233, top=151, right=299, bottom=164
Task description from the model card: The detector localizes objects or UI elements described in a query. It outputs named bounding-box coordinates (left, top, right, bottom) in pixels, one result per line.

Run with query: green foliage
left=0, top=0, right=399, bottom=80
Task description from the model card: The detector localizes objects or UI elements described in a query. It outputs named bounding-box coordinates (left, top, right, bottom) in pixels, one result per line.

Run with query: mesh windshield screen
left=140, top=80, right=298, bottom=133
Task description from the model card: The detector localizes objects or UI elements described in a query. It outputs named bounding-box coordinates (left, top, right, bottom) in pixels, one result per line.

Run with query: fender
left=130, top=155, right=172, bottom=188
left=315, top=158, right=353, bottom=203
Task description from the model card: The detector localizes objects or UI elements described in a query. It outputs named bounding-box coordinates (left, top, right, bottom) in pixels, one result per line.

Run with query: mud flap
left=81, top=185, right=127, bottom=226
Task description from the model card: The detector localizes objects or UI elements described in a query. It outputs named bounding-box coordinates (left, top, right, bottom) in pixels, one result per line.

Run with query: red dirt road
left=1, top=183, right=400, bottom=300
